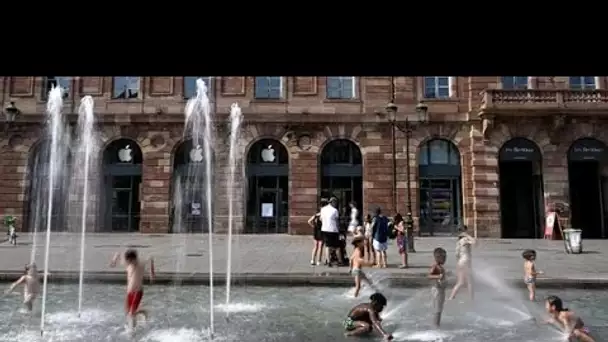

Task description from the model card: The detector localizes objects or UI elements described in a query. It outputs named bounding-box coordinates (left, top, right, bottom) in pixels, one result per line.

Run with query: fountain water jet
left=75, top=96, right=98, bottom=316
left=184, top=78, right=215, bottom=338
left=225, top=103, right=242, bottom=305
left=29, top=158, right=43, bottom=265
left=40, top=86, right=69, bottom=336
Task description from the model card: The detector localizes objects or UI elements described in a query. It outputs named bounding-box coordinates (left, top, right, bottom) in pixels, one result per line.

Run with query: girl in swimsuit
left=522, top=249, right=543, bottom=301
left=349, top=236, right=375, bottom=297
left=449, top=228, right=476, bottom=300
left=545, top=295, right=595, bottom=342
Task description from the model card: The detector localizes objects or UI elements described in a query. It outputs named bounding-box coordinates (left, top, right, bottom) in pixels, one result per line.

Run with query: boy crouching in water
left=4, top=263, right=40, bottom=312
left=428, top=248, right=447, bottom=327
left=545, top=295, right=595, bottom=342
left=109, top=249, right=155, bottom=332
left=522, top=249, right=543, bottom=301
left=344, top=292, right=393, bottom=341
left=349, top=235, right=376, bottom=297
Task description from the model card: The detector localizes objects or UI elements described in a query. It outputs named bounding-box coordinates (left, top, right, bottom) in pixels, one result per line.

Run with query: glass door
left=419, top=178, right=459, bottom=236
left=320, top=176, right=362, bottom=224
left=108, top=176, right=140, bottom=232
left=255, top=188, right=284, bottom=233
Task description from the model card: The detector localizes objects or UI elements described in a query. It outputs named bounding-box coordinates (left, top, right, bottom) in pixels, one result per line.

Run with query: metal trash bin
left=563, top=228, right=583, bottom=254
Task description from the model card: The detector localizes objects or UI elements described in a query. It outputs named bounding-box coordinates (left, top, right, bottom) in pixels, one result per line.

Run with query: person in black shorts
left=321, top=197, right=344, bottom=265
left=308, top=199, right=327, bottom=266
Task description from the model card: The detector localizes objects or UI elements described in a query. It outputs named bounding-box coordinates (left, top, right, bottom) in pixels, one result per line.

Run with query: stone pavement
left=0, top=234, right=606, bottom=287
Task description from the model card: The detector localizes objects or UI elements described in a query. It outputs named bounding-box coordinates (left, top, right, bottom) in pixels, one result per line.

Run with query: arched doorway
left=418, top=139, right=462, bottom=236
left=568, top=138, right=608, bottom=239
left=245, top=139, right=289, bottom=233
left=498, top=138, right=544, bottom=238
left=319, top=139, right=362, bottom=221
left=171, top=139, right=212, bottom=233
left=25, top=141, right=70, bottom=232
left=102, top=139, right=142, bottom=232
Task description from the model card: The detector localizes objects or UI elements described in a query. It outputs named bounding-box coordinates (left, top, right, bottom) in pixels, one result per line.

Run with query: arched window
left=567, top=137, right=608, bottom=239
left=320, top=140, right=362, bottom=223
left=418, top=139, right=462, bottom=235
left=498, top=137, right=544, bottom=239
left=171, top=139, right=214, bottom=233
left=246, top=139, right=289, bottom=233
left=418, top=139, right=460, bottom=166
left=101, top=139, right=143, bottom=232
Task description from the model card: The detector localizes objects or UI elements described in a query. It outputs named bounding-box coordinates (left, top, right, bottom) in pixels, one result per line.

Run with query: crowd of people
left=308, top=197, right=596, bottom=341
left=308, top=197, right=410, bottom=269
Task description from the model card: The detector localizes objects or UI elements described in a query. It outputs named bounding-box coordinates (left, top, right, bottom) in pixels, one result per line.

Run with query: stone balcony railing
left=480, top=89, right=608, bottom=116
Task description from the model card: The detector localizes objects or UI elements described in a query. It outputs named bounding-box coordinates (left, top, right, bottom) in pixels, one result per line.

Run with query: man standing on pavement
left=321, top=197, right=344, bottom=266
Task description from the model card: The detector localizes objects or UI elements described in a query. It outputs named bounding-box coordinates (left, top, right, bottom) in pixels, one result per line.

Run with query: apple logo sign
left=261, top=145, right=275, bottom=163
left=118, top=145, right=133, bottom=163
left=190, top=145, right=204, bottom=163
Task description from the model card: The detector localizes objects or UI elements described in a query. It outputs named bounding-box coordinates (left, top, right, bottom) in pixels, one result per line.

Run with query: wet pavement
left=0, top=234, right=605, bottom=284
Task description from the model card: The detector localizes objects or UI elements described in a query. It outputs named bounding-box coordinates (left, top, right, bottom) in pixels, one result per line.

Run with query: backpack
left=388, top=221, right=397, bottom=240
left=373, top=215, right=389, bottom=243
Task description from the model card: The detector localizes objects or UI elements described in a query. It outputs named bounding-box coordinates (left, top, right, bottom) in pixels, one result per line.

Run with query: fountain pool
left=0, top=285, right=605, bottom=341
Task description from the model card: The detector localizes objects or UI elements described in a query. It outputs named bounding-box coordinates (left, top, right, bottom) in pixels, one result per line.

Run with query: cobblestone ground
left=0, top=234, right=605, bottom=281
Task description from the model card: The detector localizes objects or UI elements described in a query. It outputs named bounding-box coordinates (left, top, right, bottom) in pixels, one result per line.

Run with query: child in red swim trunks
left=109, top=249, right=155, bottom=332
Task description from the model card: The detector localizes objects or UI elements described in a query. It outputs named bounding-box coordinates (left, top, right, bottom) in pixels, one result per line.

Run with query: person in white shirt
left=320, top=197, right=343, bottom=265
left=348, top=201, right=359, bottom=234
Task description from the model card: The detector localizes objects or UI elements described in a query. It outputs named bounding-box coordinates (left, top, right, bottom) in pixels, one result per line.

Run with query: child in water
left=522, top=249, right=543, bottom=301
left=109, top=249, right=155, bottom=333
left=349, top=235, right=376, bottom=297
left=449, top=227, right=476, bottom=300
left=428, top=247, right=447, bottom=327
left=4, top=263, right=40, bottom=312
left=343, top=292, right=393, bottom=341
left=545, top=295, right=595, bottom=342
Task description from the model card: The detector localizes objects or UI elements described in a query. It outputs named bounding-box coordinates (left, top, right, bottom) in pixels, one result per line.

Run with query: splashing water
left=474, top=259, right=533, bottom=322
left=216, top=302, right=266, bottom=314
left=382, top=288, right=430, bottom=322
left=393, top=330, right=450, bottom=342
left=184, top=78, right=215, bottom=338
left=75, top=96, right=98, bottom=316
left=40, top=86, right=69, bottom=335
left=225, top=103, right=242, bottom=305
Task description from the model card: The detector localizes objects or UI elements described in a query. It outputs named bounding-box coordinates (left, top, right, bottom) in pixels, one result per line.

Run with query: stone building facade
left=1, top=76, right=608, bottom=238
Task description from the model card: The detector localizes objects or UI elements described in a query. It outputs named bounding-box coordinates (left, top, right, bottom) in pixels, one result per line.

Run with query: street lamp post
left=386, top=101, right=428, bottom=253
left=4, top=101, right=20, bottom=133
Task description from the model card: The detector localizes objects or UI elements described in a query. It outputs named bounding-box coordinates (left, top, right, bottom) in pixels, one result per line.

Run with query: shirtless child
left=349, top=235, right=376, bottom=297
left=109, top=249, right=155, bottom=332
left=343, top=292, right=393, bottom=341
left=522, top=249, right=543, bottom=301
left=545, top=295, right=595, bottom=342
left=428, top=248, right=447, bottom=327
left=4, top=263, right=40, bottom=312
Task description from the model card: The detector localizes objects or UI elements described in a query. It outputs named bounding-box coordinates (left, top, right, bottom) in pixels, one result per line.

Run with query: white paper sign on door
left=261, top=203, right=274, bottom=217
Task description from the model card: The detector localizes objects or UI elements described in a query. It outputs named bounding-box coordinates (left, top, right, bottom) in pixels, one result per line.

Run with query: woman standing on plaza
left=308, top=199, right=328, bottom=266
